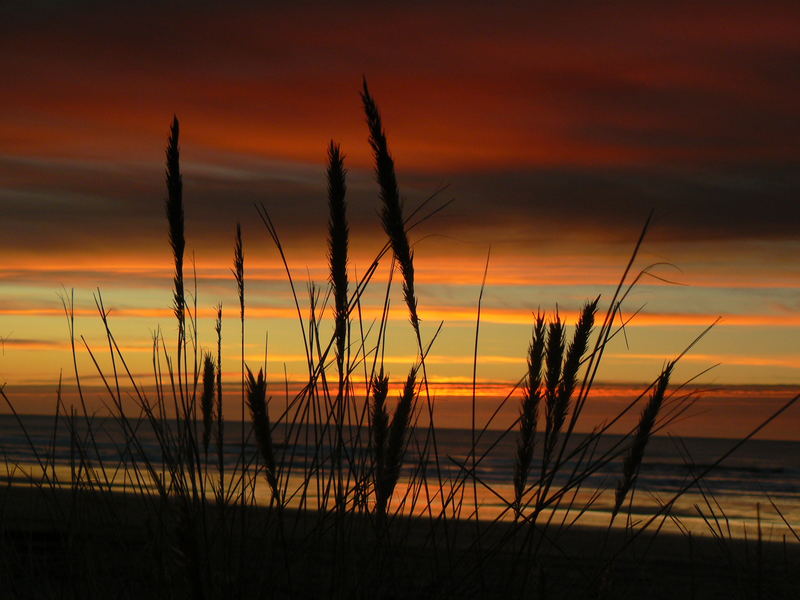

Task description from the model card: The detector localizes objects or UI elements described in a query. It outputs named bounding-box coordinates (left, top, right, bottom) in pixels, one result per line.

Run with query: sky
left=1, top=1, right=799, bottom=438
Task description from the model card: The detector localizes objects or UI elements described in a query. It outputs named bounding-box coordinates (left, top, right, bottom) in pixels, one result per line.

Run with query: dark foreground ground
left=1, top=484, right=798, bottom=599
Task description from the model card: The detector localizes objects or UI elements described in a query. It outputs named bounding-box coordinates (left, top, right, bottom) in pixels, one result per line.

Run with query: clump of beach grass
left=372, top=368, right=417, bottom=524
left=4, top=83, right=800, bottom=600
left=361, top=80, right=452, bottom=554
left=544, top=299, right=597, bottom=469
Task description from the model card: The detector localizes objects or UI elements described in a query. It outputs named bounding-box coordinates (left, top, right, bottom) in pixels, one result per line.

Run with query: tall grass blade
left=371, top=371, right=390, bottom=519
left=551, top=299, right=598, bottom=450
left=200, top=351, right=215, bottom=457
left=166, top=116, right=185, bottom=329
left=361, top=78, right=419, bottom=332
left=327, top=140, right=349, bottom=376
left=541, top=317, right=565, bottom=467
left=234, top=223, right=246, bottom=505
left=514, top=312, right=545, bottom=517
left=245, top=366, right=280, bottom=504
left=376, top=368, right=417, bottom=521
left=613, top=361, right=674, bottom=519
left=214, top=304, right=225, bottom=501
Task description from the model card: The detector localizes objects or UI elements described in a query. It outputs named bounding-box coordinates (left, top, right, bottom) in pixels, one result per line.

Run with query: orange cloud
left=3, top=302, right=800, bottom=329
left=610, top=353, right=800, bottom=369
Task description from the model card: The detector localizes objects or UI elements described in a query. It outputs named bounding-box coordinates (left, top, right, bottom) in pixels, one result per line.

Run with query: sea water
left=1, top=414, right=798, bottom=541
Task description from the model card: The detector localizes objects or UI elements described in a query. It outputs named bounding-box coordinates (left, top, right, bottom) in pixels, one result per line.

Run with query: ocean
left=1, top=414, right=798, bottom=541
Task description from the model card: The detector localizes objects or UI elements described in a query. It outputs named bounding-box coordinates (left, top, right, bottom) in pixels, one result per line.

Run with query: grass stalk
left=200, top=352, right=215, bottom=461
left=361, top=79, right=419, bottom=333
left=513, top=313, right=545, bottom=518
left=612, top=360, right=674, bottom=521
left=327, top=141, right=349, bottom=511
left=375, top=368, right=417, bottom=524
left=245, top=367, right=280, bottom=505
left=214, top=305, right=224, bottom=503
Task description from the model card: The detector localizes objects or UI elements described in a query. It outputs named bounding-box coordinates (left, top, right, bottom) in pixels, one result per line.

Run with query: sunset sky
left=2, top=1, right=799, bottom=438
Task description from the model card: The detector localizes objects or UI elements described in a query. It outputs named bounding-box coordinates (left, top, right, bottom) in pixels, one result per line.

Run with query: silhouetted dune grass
left=0, top=82, right=798, bottom=599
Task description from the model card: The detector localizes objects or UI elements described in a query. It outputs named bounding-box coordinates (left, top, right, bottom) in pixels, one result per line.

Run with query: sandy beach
left=2, top=483, right=798, bottom=599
